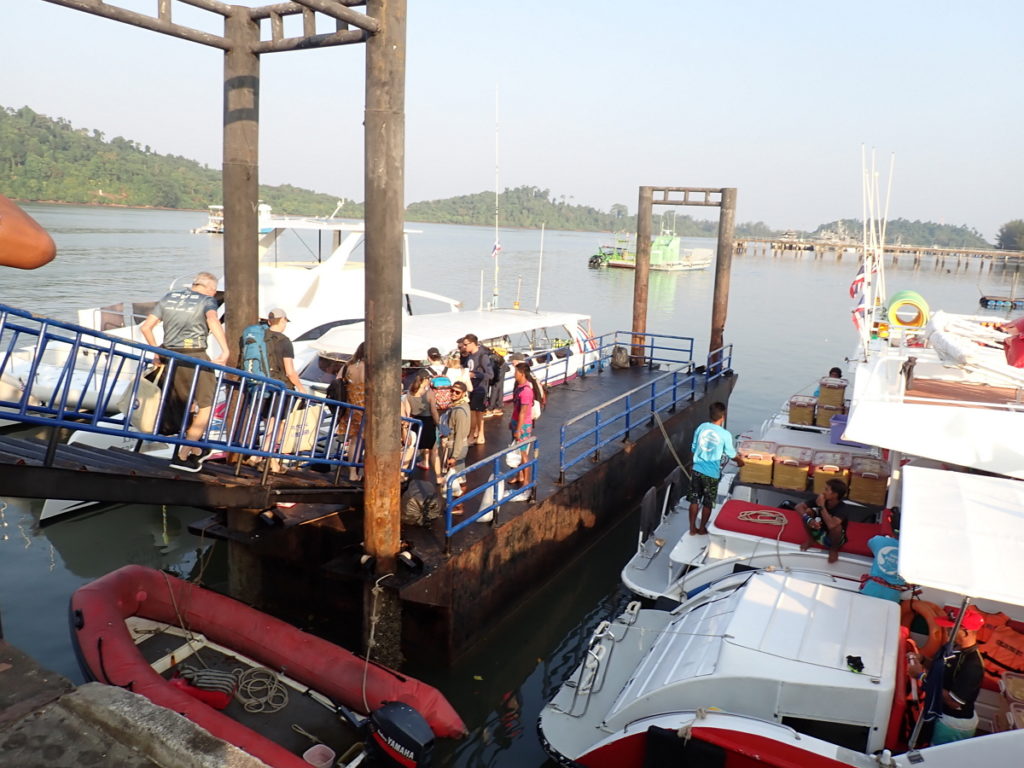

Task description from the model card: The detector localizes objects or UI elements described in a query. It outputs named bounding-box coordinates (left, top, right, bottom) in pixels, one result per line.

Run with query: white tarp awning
left=900, top=465, right=1024, bottom=606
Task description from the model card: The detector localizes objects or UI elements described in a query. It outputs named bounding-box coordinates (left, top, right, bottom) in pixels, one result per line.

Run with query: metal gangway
left=0, top=304, right=419, bottom=489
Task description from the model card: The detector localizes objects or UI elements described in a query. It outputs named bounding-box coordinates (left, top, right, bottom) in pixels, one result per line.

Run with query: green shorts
left=686, top=471, right=720, bottom=508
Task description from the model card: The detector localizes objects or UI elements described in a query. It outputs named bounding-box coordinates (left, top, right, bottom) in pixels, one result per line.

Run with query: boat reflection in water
left=44, top=502, right=215, bottom=580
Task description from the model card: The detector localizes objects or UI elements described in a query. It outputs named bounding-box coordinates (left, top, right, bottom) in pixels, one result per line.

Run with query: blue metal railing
left=586, top=331, right=695, bottom=372
left=0, top=304, right=419, bottom=477
left=558, top=365, right=699, bottom=482
left=706, top=344, right=733, bottom=382
left=441, top=437, right=538, bottom=541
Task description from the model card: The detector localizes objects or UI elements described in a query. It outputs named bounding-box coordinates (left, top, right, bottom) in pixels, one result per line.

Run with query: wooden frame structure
left=39, top=0, right=406, bottom=582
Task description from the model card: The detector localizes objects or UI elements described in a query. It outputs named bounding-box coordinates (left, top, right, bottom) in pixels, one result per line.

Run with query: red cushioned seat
left=713, top=500, right=891, bottom=558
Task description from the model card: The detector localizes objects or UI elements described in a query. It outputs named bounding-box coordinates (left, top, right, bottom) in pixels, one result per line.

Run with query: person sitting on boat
left=859, top=511, right=908, bottom=602
left=797, top=479, right=850, bottom=563
left=908, top=606, right=985, bottom=745
left=140, top=271, right=229, bottom=472
left=686, top=401, right=743, bottom=536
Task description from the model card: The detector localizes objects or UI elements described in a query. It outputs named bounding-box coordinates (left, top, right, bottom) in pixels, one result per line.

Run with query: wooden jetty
left=736, top=237, right=1024, bottom=271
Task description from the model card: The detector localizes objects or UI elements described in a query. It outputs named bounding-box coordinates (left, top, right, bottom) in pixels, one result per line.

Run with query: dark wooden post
left=709, top=188, right=737, bottom=370
left=363, top=0, right=405, bottom=575
left=222, top=8, right=261, bottom=355
left=631, top=186, right=653, bottom=363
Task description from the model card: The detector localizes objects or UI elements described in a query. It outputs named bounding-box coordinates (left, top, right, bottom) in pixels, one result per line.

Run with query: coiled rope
left=737, top=508, right=789, bottom=568
left=235, top=666, right=289, bottom=713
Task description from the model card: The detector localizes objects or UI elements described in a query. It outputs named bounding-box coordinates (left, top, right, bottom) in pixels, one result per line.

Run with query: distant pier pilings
left=735, top=238, right=1024, bottom=272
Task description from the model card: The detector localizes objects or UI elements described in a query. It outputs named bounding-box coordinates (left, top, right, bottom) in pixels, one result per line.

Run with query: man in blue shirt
left=687, top=401, right=742, bottom=535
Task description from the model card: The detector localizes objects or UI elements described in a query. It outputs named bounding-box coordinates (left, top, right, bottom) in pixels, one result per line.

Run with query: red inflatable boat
left=70, top=565, right=465, bottom=767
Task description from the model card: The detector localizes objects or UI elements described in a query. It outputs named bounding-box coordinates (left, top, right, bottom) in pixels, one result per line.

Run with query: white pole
left=535, top=223, right=546, bottom=312
left=492, top=87, right=500, bottom=308
left=479, top=270, right=484, bottom=310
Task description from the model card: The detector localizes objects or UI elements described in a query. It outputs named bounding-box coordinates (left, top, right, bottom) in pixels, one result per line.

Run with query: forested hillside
left=0, top=106, right=355, bottom=215
left=0, top=105, right=999, bottom=245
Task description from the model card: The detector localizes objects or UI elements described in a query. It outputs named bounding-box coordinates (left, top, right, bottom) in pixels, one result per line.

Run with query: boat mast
left=535, top=223, right=546, bottom=312
left=492, top=87, right=501, bottom=309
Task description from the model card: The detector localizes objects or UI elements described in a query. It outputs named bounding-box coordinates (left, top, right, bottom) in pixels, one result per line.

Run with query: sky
left=3, top=1, right=1022, bottom=239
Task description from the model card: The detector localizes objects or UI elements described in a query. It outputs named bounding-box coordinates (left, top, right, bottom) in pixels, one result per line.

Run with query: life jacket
left=240, top=323, right=270, bottom=380
left=979, top=624, right=1024, bottom=681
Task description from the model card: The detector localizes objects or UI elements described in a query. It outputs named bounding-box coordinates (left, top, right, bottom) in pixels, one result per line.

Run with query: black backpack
left=484, top=346, right=505, bottom=380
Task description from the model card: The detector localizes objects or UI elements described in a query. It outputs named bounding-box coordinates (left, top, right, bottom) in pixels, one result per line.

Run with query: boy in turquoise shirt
left=687, top=402, right=742, bottom=535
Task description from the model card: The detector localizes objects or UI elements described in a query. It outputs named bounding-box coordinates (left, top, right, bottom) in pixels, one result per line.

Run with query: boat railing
left=0, top=304, right=420, bottom=479
left=558, top=364, right=699, bottom=483
left=588, top=331, right=695, bottom=370
left=441, top=436, right=538, bottom=543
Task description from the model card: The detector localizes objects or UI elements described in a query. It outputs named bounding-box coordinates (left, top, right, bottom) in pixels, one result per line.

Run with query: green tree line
left=2, top=105, right=1016, bottom=246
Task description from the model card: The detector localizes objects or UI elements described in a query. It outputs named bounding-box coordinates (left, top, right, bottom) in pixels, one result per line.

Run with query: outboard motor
left=337, top=701, right=435, bottom=767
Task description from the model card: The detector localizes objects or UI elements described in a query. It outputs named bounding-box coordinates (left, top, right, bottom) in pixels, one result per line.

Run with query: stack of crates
left=995, top=672, right=1024, bottom=731
left=773, top=445, right=814, bottom=491
left=787, top=396, right=817, bottom=426
left=815, top=377, right=847, bottom=427
left=849, top=455, right=890, bottom=505
left=738, top=440, right=776, bottom=485
left=811, top=450, right=852, bottom=493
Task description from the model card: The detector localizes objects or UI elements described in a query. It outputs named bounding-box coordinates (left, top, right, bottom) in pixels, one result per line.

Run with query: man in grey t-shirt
left=141, top=271, right=228, bottom=471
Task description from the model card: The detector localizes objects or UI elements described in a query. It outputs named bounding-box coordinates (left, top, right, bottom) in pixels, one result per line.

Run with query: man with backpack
left=483, top=344, right=507, bottom=418
left=238, top=308, right=304, bottom=472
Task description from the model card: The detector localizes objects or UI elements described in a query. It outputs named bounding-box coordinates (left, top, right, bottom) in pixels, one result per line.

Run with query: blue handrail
left=0, top=304, right=419, bottom=476
left=559, top=365, right=699, bottom=482
left=585, top=330, right=695, bottom=372
left=441, top=437, right=538, bottom=540
left=706, top=344, right=733, bottom=382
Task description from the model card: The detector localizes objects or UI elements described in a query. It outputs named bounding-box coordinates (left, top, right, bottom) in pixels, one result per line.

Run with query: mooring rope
left=235, top=666, right=289, bottom=713
left=362, top=573, right=392, bottom=714
left=738, top=507, right=789, bottom=568
left=652, top=411, right=692, bottom=483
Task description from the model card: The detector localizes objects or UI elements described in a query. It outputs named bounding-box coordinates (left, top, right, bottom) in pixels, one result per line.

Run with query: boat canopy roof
left=310, top=308, right=591, bottom=361
left=604, top=571, right=899, bottom=733
left=900, top=465, right=1024, bottom=607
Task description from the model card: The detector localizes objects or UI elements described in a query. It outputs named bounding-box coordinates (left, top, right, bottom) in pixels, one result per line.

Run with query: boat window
left=780, top=717, right=869, bottom=753
left=300, top=354, right=348, bottom=385
left=295, top=318, right=364, bottom=342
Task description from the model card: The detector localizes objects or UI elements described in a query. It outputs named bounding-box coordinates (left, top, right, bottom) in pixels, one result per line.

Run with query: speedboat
left=71, top=565, right=466, bottom=767
left=541, top=465, right=1024, bottom=766
left=589, top=230, right=712, bottom=272
left=301, top=307, right=600, bottom=399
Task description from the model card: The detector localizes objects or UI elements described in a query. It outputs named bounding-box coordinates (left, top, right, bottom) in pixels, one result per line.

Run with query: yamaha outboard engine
left=337, top=701, right=434, bottom=767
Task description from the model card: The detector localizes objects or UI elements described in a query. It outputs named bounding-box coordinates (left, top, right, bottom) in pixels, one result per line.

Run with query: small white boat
left=191, top=204, right=224, bottom=234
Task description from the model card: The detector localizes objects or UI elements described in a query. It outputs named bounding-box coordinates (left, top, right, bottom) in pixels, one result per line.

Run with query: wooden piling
left=709, top=188, right=736, bottom=364
left=222, top=8, right=261, bottom=354
left=631, top=186, right=653, bottom=362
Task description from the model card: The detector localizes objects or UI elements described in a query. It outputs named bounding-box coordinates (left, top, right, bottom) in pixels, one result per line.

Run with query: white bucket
left=303, top=744, right=336, bottom=768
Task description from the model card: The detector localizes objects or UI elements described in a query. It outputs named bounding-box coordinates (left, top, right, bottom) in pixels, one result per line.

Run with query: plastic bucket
left=303, top=744, right=336, bottom=768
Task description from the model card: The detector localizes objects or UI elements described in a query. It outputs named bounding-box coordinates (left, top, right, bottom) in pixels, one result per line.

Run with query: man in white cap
left=255, top=308, right=304, bottom=473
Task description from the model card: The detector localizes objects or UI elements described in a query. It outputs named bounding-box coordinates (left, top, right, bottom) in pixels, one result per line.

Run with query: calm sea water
left=1, top=205, right=1017, bottom=766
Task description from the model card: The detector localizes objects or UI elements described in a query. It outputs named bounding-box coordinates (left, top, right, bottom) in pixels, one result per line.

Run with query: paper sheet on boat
left=900, top=465, right=1024, bottom=606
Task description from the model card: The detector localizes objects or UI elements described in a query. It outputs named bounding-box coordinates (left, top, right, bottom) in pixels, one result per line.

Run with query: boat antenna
left=514, top=275, right=522, bottom=309
left=491, top=86, right=502, bottom=310
left=535, top=223, right=546, bottom=313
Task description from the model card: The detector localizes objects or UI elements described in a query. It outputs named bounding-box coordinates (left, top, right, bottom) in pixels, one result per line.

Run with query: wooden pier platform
left=192, top=364, right=737, bottom=665
left=735, top=237, right=1024, bottom=269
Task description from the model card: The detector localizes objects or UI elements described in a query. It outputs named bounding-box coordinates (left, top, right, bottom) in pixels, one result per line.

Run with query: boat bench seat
left=714, top=499, right=894, bottom=559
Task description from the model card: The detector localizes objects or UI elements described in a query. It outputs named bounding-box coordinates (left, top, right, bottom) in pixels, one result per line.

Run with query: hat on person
left=935, top=606, right=985, bottom=631
left=427, top=347, right=441, bottom=359
left=268, top=308, right=289, bottom=321
left=452, top=381, right=468, bottom=393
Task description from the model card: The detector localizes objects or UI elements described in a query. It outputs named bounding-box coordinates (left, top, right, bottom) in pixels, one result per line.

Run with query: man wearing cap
left=909, top=606, right=985, bottom=745
left=441, top=381, right=471, bottom=512
left=263, top=309, right=304, bottom=393
left=141, top=271, right=229, bottom=472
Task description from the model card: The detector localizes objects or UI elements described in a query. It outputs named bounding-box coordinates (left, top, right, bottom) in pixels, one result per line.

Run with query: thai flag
left=849, top=264, right=865, bottom=299
left=851, top=296, right=867, bottom=331
left=490, top=241, right=502, bottom=258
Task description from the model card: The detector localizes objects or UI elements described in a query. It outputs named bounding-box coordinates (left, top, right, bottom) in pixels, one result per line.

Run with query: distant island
left=0, top=105, right=996, bottom=248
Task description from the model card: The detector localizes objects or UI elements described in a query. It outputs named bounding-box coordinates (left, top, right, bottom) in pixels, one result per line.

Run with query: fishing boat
left=70, top=565, right=466, bottom=768
left=540, top=465, right=1024, bottom=766
left=588, top=231, right=712, bottom=272
left=301, top=307, right=600, bottom=399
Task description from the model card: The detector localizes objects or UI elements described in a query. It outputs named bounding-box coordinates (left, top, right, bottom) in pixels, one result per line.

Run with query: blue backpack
left=240, top=323, right=271, bottom=380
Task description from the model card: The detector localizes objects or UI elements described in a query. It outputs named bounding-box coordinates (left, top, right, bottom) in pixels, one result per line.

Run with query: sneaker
left=170, top=453, right=202, bottom=473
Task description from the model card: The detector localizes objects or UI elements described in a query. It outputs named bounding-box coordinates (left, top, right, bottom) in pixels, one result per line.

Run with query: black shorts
left=685, top=471, right=720, bottom=508
left=469, top=387, right=488, bottom=412
left=163, top=349, right=215, bottom=409
left=414, top=415, right=437, bottom=450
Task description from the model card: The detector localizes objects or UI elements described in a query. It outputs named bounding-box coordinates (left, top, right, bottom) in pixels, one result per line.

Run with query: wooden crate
left=811, top=450, right=852, bottom=494
left=815, top=403, right=846, bottom=427
left=787, top=396, right=817, bottom=426
left=738, top=440, right=776, bottom=485
left=817, top=377, right=848, bottom=408
left=773, top=445, right=813, bottom=491
left=849, top=455, right=890, bottom=506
